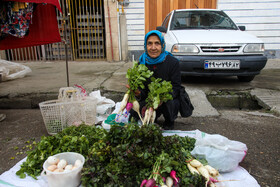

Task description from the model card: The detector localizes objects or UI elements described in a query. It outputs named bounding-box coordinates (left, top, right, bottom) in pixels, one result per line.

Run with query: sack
left=191, top=133, right=248, bottom=172
left=179, top=86, right=194, bottom=117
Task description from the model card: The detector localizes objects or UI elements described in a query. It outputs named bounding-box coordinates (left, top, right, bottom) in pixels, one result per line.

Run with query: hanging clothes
left=0, top=2, right=34, bottom=38
left=0, top=0, right=62, bottom=50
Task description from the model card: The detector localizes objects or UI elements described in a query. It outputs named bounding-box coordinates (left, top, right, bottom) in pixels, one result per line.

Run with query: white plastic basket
left=39, top=88, right=97, bottom=135
left=42, top=152, right=85, bottom=187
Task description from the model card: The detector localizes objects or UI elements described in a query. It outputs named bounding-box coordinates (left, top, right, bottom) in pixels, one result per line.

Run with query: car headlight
left=243, top=44, right=264, bottom=53
left=171, top=44, right=199, bottom=54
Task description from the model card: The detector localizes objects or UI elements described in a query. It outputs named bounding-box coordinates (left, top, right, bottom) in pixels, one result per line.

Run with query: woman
left=130, top=30, right=181, bottom=130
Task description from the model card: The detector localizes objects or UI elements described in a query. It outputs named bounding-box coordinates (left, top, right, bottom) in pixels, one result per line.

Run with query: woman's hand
left=126, top=84, right=141, bottom=97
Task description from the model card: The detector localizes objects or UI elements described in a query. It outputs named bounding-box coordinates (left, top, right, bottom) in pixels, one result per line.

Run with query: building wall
left=218, top=0, right=280, bottom=58
left=122, top=0, right=145, bottom=61
left=104, top=0, right=120, bottom=61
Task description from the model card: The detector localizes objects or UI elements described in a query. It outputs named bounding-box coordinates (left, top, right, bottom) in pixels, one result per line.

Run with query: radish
left=118, top=92, right=129, bottom=114
left=150, top=110, right=156, bottom=124
left=170, top=170, right=178, bottom=183
left=204, top=165, right=219, bottom=177
left=187, top=163, right=199, bottom=175
left=132, top=100, right=143, bottom=123
left=146, top=107, right=154, bottom=125
left=166, top=176, right=173, bottom=187
left=126, top=102, right=133, bottom=112
left=140, top=179, right=147, bottom=187
left=145, top=178, right=156, bottom=187
left=142, top=109, right=149, bottom=125
left=210, top=177, right=219, bottom=183
left=197, top=166, right=210, bottom=186
left=189, top=159, right=202, bottom=168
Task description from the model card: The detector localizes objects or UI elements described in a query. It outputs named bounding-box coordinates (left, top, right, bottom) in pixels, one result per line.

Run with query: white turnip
left=166, top=176, right=173, bottom=187
left=132, top=100, right=143, bottom=123
left=142, top=109, right=149, bottom=125
left=187, top=163, right=199, bottom=175
left=118, top=92, right=129, bottom=114
left=204, top=165, right=219, bottom=177
left=150, top=110, right=156, bottom=124
left=189, top=159, right=202, bottom=168
left=197, top=166, right=210, bottom=186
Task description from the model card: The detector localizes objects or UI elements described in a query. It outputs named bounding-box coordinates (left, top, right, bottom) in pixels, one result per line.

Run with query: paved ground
left=0, top=59, right=280, bottom=186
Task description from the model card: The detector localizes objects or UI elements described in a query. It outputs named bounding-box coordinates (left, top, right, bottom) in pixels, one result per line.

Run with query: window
left=170, top=11, right=238, bottom=30
left=162, top=13, right=171, bottom=29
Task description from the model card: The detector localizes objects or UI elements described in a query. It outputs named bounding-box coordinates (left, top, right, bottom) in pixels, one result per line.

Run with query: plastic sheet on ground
left=0, top=60, right=31, bottom=82
left=0, top=130, right=260, bottom=187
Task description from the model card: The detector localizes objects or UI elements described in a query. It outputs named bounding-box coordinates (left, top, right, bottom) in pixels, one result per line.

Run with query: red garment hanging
left=0, top=0, right=62, bottom=50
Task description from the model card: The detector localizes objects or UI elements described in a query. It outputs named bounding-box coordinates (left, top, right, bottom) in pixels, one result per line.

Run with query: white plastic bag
left=113, top=102, right=130, bottom=124
left=89, top=90, right=115, bottom=123
left=0, top=60, right=31, bottom=81
left=191, top=132, right=247, bottom=172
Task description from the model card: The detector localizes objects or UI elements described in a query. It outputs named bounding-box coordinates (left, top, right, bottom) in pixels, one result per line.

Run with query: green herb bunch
left=126, top=61, right=153, bottom=101
left=146, top=77, right=173, bottom=109
left=16, top=124, right=107, bottom=179
left=81, top=124, right=204, bottom=186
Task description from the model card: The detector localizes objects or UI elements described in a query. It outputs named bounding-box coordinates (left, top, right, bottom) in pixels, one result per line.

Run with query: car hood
left=170, top=30, right=264, bottom=44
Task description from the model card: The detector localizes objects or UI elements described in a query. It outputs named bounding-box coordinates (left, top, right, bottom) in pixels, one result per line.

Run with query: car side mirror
left=238, top=26, right=246, bottom=31
left=156, top=26, right=167, bottom=33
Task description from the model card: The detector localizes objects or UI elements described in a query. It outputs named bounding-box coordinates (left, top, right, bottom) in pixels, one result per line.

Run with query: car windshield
left=170, top=10, right=238, bottom=30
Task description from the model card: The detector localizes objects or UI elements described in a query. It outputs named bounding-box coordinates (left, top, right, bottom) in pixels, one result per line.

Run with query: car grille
left=200, top=46, right=241, bottom=53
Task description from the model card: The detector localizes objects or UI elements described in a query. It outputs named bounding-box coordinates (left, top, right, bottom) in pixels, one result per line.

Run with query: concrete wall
left=218, top=0, right=280, bottom=59
left=122, top=0, right=145, bottom=61
left=104, top=0, right=120, bottom=61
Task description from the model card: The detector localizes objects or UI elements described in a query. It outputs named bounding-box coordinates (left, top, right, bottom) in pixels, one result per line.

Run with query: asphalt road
left=0, top=108, right=279, bottom=187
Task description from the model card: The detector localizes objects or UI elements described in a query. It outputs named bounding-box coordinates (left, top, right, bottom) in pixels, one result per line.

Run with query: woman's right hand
left=126, top=84, right=141, bottom=97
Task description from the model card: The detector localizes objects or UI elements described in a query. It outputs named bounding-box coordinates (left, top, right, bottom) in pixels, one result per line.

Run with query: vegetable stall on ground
left=0, top=61, right=257, bottom=187
left=15, top=124, right=220, bottom=186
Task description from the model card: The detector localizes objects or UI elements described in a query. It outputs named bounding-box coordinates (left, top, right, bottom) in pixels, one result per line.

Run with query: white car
left=156, top=9, right=267, bottom=82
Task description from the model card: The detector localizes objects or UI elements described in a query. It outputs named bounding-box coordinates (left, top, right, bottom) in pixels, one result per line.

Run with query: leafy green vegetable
left=16, top=123, right=205, bottom=186
left=126, top=61, right=153, bottom=101
left=16, top=124, right=107, bottom=179
left=81, top=124, right=204, bottom=186
left=145, top=77, right=173, bottom=109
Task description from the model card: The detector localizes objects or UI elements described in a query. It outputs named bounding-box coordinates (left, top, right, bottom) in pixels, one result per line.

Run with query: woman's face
left=146, top=35, right=162, bottom=58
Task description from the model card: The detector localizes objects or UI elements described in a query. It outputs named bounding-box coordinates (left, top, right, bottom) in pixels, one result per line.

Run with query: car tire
left=237, top=76, right=255, bottom=82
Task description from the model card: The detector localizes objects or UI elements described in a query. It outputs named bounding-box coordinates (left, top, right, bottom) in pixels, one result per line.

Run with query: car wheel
left=237, top=76, right=255, bottom=82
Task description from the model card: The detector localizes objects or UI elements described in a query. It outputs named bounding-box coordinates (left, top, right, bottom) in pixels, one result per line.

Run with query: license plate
left=204, top=60, right=240, bottom=69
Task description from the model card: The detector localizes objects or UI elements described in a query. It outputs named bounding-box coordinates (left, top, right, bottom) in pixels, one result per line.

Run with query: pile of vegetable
left=16, top=125, right=107, bottom=179
left=80, top=124, right=208, bottom=186
left=16, top=123, right=221, bottom=186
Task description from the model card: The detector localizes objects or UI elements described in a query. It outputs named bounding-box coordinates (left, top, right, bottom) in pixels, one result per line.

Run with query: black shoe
left=163, top=121, right=174, bottom=130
